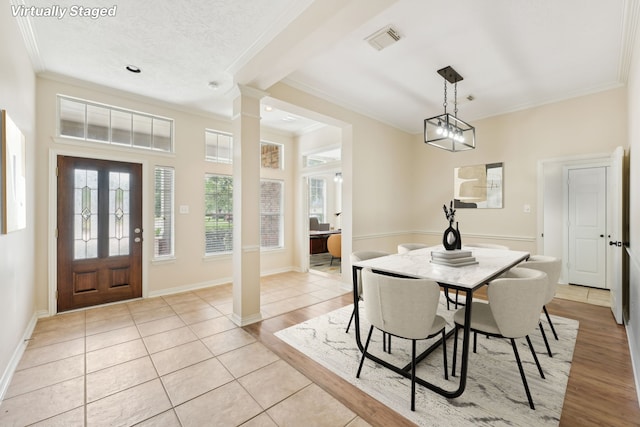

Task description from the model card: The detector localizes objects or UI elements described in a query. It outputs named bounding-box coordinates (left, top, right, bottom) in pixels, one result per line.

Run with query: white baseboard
left=0, top=311, right=40, bottom=403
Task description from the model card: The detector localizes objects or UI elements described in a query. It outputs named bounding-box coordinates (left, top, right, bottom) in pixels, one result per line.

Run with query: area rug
left=275, top=295, right=578, bottom=427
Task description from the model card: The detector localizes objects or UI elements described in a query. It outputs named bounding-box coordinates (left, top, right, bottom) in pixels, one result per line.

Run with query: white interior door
left=567, top=167, right=607, bottom=288
left=608, top=146, right=624, bottom=324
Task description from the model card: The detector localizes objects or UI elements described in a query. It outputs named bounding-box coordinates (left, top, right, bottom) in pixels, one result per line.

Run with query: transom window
left=205, top=130, right=233, bottom=164
left=58, top=95, right=173, bottom=153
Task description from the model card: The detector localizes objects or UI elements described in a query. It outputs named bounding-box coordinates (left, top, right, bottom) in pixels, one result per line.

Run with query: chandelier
left=424, top=66, right=475, bottom=152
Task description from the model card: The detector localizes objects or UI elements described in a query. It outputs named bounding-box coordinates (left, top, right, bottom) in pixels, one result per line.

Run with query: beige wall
left=35, top=76, right=296, bottom=312
left=0, top=8, right=37, bottom=398
left=410, top=88, right=627, bottom=253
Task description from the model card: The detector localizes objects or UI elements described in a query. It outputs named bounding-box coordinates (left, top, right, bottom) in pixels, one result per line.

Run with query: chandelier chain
left=443, top=79, right=448, bottom=114
left=454, top=82, right=458, bottom=117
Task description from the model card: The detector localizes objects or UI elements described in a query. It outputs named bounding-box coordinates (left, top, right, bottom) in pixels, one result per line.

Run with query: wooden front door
left=57, top=156, right=143, bottom=312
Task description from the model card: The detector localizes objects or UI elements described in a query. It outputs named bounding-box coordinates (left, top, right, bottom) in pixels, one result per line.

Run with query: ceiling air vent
left=365, top=26, right=401, bottom=51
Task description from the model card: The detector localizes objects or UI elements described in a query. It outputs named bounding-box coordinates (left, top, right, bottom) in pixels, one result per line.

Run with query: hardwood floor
left=245, top=289, right=640, bottom=427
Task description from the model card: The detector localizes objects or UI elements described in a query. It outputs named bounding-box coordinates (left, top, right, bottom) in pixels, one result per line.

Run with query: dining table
left=351, top=244, right=530, bottom=398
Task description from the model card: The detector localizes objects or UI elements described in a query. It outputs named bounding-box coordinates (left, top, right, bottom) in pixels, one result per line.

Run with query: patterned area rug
left=275, top=295, right=578, bottom=427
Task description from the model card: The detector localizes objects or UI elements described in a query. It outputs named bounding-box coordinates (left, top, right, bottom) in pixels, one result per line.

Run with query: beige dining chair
left=327, top=233, right=342, bottom=268
left=520, top=255, right=562, bottom=357
left=397, top=243, right=428, bottom=254
left=346, top=250, right=390, bottom=334
left=356, top=268, right=448, bottom=411
left=451, top=267, right=547, bottom=410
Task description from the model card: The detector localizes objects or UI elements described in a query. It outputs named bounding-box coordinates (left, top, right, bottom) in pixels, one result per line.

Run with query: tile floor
left=555, top=283, right=611, bottom=307
left=0, top=272, right=368, bottom=427
left=0, top=271, right=610, bottom=426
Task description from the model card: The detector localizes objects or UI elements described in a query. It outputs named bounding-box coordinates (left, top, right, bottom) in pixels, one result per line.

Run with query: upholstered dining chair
left=356, top=268, right=448, bottom=411
left=327, top=233, right=342, bottom=268
left=397, top=243, right=428, bottom=254
left=451, top=267, right=547, bottom=410
left=346, top=250, right=390, bottom=334
left=520, top=255, right=562, bottom=357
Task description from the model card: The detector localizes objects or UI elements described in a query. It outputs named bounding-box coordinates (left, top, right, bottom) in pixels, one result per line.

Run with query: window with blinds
left=205, top=130, right=233, bottom=164
left=154, top=167, right=174, bottom=258
left=261, top=179, right=283, bottom=248
left=309, top=177, right=326, bottom=223
left=58, top=96, right=173, bottom=152
left=204, top=174, right=233, bottom=254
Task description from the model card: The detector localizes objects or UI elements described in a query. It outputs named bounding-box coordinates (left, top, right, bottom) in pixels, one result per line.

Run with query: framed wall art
left=454, top=162, right=503, bottom=209
left=1, top=109, right=27, bottom=233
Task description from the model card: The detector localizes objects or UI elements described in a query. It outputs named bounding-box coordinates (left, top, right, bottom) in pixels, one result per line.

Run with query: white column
left=230, top=85, right=267, bottom=326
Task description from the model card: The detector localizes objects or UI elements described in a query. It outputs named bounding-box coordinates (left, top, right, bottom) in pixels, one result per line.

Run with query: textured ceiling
left=12, top=0, right=635, bottom=135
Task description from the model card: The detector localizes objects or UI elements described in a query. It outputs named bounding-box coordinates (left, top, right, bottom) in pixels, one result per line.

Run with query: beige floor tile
left=170, top=298, right=214, bottom=315
left=238, top=360, right=312, bottom=409
left=28, top=323, right=85, bottom=349
left=143, top=326, right=198, bottom=354
left=267, top=384, right=357, bottom=427
left=136, top=314, right=186, bottom=337
left=178, top=306, right=223, bottom=325
left=161, top=358, right=234, bottom=405
left=162, top=291, right=201, bottom=306
left=132, top=305, right=177, bottom=324
left=5, top=355, right=84, bottom=398
left=17, top=337, right=84, bottom=370
left=86, top=356, right=158, bottom=403
left=127, top=297, right=169, bottom=315
left=240, top=413, right=278, bottom=427
left=201, top=328, right=256, bottom=356
left=0, top=377, right=84, bottom=426
left=86, top=379, right=172, bottom=427
left=174, top=381, right=263, bottom=427
left=33, top=311, right=85, bottom=335
left=218, top=342, right=280, bottom=378
left=86, top=339, right=148, bottom=373
left=86, top=325, right=140, bottom=352
left=85, top=303, right=130, bottom=323
left=135, top=409, right=182, bottom=427
left=30, top=406, right=85, bottom=426
left=188, top=315, right=238, bottom=338
left=213, top=302, right=233, bottom=315
left=260, top=288, right=304, bottom=304
left=150, top=340, right=213, bottom=376
left=6, top=354, right=84, bottom=399
left=85, top=313, right=135, bottom=336
left=347, top=417, right=373, bottom=427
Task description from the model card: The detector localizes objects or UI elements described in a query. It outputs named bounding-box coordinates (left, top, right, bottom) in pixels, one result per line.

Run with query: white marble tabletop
left=352, top=245, right=530, bottom=290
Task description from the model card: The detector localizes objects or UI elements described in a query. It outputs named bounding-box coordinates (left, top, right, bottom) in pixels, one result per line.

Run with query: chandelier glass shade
left=424, top=66, right=475, bottom=152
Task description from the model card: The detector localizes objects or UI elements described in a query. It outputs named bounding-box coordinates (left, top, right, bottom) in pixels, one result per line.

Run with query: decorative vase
left=442, top=222, right=459, bottom=250
left=456, top=221, right=462, bottom=249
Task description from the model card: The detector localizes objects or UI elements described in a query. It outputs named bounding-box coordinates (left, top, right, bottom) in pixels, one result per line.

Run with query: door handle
left=609, top=241, right=622, bottom=247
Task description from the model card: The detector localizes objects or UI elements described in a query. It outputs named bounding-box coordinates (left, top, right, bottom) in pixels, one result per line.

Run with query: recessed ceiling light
left=282, top=115, right=297, bottom=122
left=125, top=65, right=141, bottom=73
left=264, top=105, right=273, bottom=112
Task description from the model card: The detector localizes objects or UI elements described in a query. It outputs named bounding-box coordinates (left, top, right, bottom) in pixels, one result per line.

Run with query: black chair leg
left=526, top=335, right=545, bottom=379
left=452, top=325, right=459, bottom=377
left=511, top=338, right=535, bottom=410
left=441, top=329, right=448, bottom=380
left=543, top=306, right=559, bottom=340
left=539, top=321, right=553, bottom=357
left=345, top=307, right=355, bottom=333
left=411, top=340, right=417, bottom=411
left=356, top=326, right=375, bottom=378
left=473, top=331, right=478, bottom=353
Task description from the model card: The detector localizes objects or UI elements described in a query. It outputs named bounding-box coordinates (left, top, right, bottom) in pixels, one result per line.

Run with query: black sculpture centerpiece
left=442, top=200, right=462, bottom=250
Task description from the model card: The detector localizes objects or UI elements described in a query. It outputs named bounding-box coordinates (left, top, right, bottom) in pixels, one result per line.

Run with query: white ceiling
left=13, top=0, right=635, bottom=135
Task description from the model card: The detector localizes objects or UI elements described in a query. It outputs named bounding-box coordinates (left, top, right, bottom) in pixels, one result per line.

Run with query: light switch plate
left=179, top=205, right=189, bottom=214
